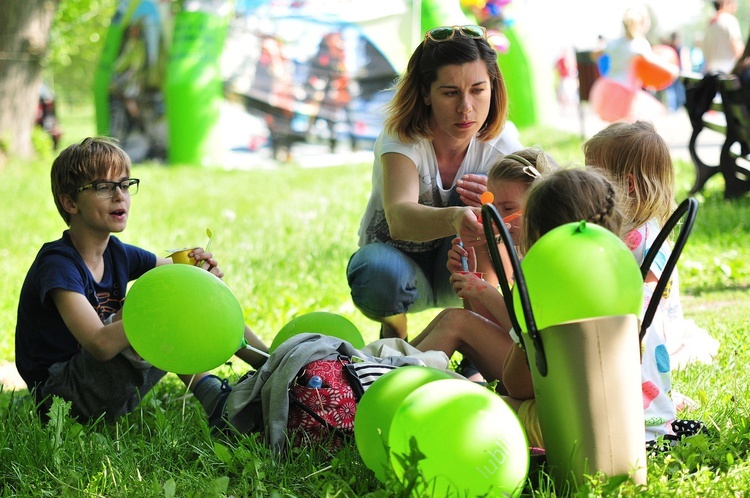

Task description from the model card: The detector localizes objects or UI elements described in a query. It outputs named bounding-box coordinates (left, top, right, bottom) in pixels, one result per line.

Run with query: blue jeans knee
left=347, top=243, right=420, bottom=318
left=346, top=241, right=461, bottom=318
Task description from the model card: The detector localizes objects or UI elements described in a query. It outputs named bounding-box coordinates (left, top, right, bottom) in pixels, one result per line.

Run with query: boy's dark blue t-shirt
left=15, top=231, right=156, bottom=390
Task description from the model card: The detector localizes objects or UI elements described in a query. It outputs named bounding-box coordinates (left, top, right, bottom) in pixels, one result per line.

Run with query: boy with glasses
left=15, top=137, right=268, bottom=428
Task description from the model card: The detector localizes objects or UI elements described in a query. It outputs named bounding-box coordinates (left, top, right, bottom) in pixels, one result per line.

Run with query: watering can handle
left=638, top=197, right=699, bottom=341
left=481, top=204, right=548, bottom=376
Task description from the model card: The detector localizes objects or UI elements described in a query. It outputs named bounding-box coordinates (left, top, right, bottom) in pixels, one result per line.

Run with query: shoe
left=207, top=378, right=232, bottom=435
left=458, top=357, right=485, bottom=383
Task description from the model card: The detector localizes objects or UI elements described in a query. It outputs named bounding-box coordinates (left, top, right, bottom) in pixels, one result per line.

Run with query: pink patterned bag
left=287, top=358, right=357, bottom=447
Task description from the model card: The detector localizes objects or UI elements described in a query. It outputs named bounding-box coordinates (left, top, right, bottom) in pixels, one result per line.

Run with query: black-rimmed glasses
left=424, top=25, right=487, bottom=43
left=76, top=178, right=140, bottom=199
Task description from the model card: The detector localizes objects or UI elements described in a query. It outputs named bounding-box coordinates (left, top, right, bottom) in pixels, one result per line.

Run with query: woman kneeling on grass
left=346, top=25, right=522, bottom=341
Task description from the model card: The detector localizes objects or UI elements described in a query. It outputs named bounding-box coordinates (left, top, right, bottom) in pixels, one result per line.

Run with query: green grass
left=1, top=123, right=749, bottom=496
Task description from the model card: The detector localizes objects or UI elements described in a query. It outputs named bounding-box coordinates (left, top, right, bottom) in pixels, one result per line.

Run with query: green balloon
left=122, top=264, right=245, bottom=374
left=389, top=379, right=529, bottom=497
left=270, top=312, right=364, bottom=352
left=513, top=221, right=644, bottom=332
left=354, top=366, right=454, bottom=482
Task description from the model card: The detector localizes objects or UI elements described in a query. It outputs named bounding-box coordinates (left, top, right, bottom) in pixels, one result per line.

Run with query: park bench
left=681, top=72, right=750, bottom=199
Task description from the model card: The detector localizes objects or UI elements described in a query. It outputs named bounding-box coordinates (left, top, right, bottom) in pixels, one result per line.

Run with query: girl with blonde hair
left=584, top=120, right=718, bottom=443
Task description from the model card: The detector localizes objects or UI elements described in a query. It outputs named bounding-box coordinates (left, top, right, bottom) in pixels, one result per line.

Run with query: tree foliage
left=47, top=0, right=118, bottom=104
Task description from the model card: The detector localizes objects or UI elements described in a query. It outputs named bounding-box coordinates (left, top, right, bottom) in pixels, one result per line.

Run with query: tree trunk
left=0, top=0, right=57, bottom=163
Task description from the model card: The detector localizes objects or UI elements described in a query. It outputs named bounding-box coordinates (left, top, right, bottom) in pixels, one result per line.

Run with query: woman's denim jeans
left=346, top=239, right=462, bottom=318
left=346, top=183, right=473, bottom=318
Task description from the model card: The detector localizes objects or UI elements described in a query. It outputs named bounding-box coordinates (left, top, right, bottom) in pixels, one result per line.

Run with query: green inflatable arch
left=94, top=0, right=538, bottom=166
left=164, top=7, right=228, bottom=166
left=94, top=0, right=229, bottom=166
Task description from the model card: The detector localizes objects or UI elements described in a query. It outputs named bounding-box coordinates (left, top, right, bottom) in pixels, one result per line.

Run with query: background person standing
left=703, top=0, right=744, bottom=73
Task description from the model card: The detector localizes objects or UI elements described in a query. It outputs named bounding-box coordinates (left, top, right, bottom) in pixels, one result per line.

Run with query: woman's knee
left=347, top=244, right=418, bottom=316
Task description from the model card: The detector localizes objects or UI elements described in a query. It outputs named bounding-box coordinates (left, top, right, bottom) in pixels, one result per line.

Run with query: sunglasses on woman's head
left=424, top=25, right=487, bottom=43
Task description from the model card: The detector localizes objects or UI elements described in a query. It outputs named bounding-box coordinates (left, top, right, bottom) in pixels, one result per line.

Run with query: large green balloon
left=269, top=312, right=365, bottom=352
left=354, top=366, right=454, bottom=482
left=389, top=379, right=529, bottom=497
left=122, top=264, right=245, bottom=374
left=513, top=221, right=643, bottom=332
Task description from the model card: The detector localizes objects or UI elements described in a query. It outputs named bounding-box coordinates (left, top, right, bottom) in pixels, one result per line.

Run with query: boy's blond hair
left=582, top=121, right=675, bottom=233
left=51, top=137, right=132, bottom=226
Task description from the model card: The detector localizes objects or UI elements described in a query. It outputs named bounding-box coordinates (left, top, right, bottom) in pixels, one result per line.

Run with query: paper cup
left=168, top=247, right=199, bottom=265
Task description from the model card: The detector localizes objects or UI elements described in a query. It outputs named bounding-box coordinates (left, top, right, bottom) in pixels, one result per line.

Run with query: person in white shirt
left=703, top=0, right=744, bottom=73
left=346, top=25, right=522, bottom=340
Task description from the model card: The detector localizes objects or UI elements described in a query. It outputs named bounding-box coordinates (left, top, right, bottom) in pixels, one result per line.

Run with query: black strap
left=482, top=198, right=699, bottom=371
left=638, top=198, right=699, bottom=341
left=482, top=203, right=547, bottom=376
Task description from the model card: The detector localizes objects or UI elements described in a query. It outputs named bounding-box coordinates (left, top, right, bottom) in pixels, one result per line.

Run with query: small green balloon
left=389, top=379, right=529, bottom=497
left=354, top=366, right=454, bottom=482
left=270, top=312, right=365, bottom=352
left=123, top=264, right=245, bottom=374
left=513, top=221, right=644, bottom=332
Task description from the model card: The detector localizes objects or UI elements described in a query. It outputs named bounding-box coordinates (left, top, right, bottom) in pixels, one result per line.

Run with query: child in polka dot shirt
left=625, top=219, right=680, bottom=439
left=584, top=120, right=716, bottom=444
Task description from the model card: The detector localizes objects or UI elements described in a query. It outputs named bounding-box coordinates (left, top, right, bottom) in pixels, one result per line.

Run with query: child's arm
left=447, top=236, right=510, bottom=279
left=155, top=256, right=172, bottom=267
left=447, top=238, right=502, bottom=322
left=234, top=325, right=269, bottom=368
left=449, top=272, right=512, bottom=330
left=502, top=340, right=534, bottom=400
left=447, top=236, right=473, bottom=274
left=50, top=289, right=130, bottom=361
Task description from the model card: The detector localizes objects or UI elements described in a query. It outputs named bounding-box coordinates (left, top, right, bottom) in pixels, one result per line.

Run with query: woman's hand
left=456, top=174, right=489, bottom=207
left=191, top=248, right=224, bottom=278
left=454, top=206, right=486, bottom=248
